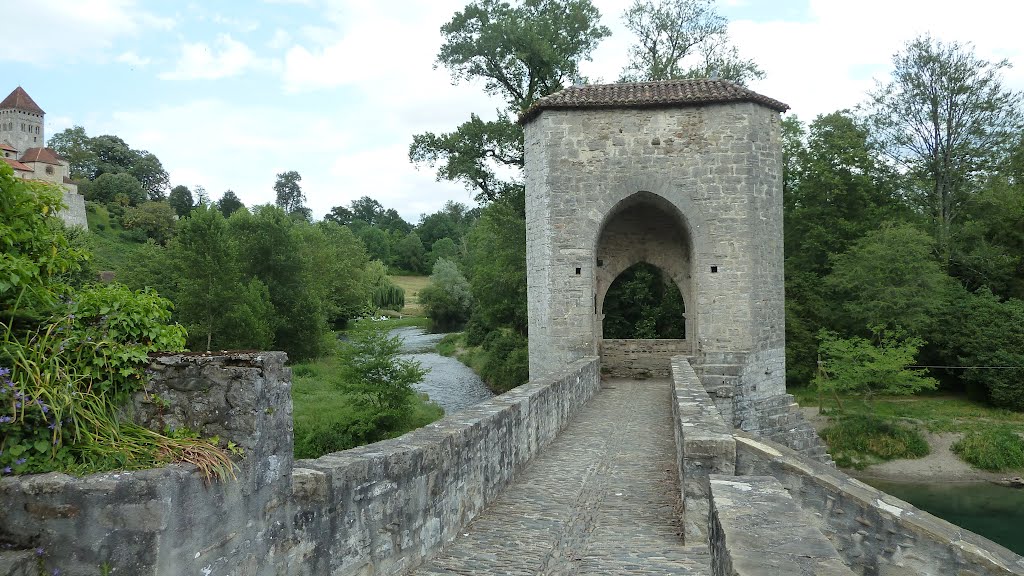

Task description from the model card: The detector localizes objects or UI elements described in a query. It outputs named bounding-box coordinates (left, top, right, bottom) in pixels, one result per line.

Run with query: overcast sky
left=4, top=0, right=1022, bottom=223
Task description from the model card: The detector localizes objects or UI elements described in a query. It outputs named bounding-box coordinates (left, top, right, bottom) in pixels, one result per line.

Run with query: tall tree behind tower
left=866, top=34, right=1024, bottom=265
left=619, top=0, right=763, bottom=84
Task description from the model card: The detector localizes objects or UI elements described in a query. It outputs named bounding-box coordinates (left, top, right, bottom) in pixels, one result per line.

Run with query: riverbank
left=800, top=406, right=1010, bottom=483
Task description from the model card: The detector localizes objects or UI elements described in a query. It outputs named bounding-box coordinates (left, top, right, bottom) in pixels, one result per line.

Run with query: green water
left=863, top=479, right=1024, bottom=555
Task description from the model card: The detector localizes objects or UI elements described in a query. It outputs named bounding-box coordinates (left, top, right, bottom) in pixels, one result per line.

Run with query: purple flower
left=0, top=367, right=9, bottom=377
left=15, top=458, right=26, bottom=465
left=35, top=547, right=44, bottom=556
left=0, top=416, right=11, bottom=424
left=2, top=467, right=10, bottom=474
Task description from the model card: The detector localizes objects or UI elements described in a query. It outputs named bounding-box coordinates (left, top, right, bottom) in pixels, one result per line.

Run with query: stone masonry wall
left=670, top=356, right=735, bottom=545
left=670, top=355, right=1024, bottom=575
left=286, top=356, right=601, bottom=574
left=0, top=352, right=294, bottom=576
left=0, top=353, right=602, bottom=576
left=524, top=101, right=786, bottom=407
left=734, top=433, right=1024, bottom=575
left=600, top=339, right=689, bottom=377
left=59, top=191, right=87, bottom=228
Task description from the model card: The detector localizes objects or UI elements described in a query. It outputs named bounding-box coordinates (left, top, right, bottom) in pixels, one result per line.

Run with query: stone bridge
left=3, top=80, right=1024, bottom=575
left=3, top=352, right=1022, bottom=575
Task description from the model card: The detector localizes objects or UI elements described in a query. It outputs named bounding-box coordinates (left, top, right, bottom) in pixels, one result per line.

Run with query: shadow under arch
left=594, top=191, right=696, bottom=348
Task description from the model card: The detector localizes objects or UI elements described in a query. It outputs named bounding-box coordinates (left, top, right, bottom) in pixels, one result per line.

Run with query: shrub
left=952, top=428, right=1024, bottom=471
left=419, top=258, right=472, bottom=331
left=480, top=329, right=529, bottom=392
left=820, top=414, right=929, bottom=469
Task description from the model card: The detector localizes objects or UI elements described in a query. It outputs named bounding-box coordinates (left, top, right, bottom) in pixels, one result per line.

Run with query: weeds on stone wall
left=0, top=164, right=233, bottom=480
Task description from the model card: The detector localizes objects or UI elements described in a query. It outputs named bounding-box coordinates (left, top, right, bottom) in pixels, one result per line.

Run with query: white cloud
left=0, top=0, right=173, bottom=65
left=160, top=35, right=276, bottom=81
left=116, top=51, right=151, bottom=68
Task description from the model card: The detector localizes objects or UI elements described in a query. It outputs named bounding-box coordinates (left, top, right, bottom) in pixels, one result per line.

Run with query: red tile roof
left=0, top=142, right=16, bottom=152
left=3, top=157, right=31, bottom=171
left=520, top=79, right=789, bottom=123
left=20, top=147, right=64, bottom=165
left=0, top=87, right=45, bottom=115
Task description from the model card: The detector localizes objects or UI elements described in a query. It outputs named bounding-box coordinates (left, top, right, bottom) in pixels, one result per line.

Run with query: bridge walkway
left=410, top=378, right=710, bottom=575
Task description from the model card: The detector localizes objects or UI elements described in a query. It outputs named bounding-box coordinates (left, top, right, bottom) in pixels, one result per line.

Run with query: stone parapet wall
left=709, top=475, right=854, bottom=576
left=0, top=353, right=602, bottom=576
left=287, top=356, right=601, bottom=575
left=670, top=356, right=735, bottom=544
left=734, top=433, right=1024, bottom=575
left=0, top=352, right=295, bottom=576
left=600, top=339, right=689, bottom=377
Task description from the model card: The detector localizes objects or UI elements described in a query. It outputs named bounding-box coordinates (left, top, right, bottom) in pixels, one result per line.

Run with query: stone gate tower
left=522, top=79, right=789, bottom=429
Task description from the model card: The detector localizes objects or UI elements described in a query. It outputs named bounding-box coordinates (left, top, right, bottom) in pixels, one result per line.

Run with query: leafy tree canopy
left=866, top=34, right=1024, bottom=262
left=620, top=0, right=763, bottom=84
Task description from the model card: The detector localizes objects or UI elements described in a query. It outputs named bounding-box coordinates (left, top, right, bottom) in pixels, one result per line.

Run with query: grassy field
left=391, top=275, right=430, bottom=316
left=794, top=388, right=1024, bottom=435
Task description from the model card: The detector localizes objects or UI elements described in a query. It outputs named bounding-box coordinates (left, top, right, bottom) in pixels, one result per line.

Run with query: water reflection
left=391, top=327, right=494, bottom=413
left=863, top=478, right=1024, bottom=555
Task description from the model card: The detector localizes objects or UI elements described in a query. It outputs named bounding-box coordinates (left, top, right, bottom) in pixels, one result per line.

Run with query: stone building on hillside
left=0, top=86, right=87, bottom=228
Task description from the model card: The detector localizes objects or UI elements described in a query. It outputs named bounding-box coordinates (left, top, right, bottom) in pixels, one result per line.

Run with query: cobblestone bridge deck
left=411, top=379, right=711, bottom=575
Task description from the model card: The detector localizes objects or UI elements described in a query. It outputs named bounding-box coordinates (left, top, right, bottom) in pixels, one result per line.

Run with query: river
left=391, top=327, right=494, bottom=413
left=861, top=478, right=1024, bottom=555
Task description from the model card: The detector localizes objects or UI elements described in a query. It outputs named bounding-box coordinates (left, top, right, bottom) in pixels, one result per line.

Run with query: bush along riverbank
left=796, top=390, right=1024, bottom=481
left=436, top=332, right=527, bottom=394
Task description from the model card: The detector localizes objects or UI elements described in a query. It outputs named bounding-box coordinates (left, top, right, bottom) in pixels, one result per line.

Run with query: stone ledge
left=709, top=474, right=854, bottom=576
left=734, top=432, right=1024, bottom=575
left=288, top=356, right=602, bottom=575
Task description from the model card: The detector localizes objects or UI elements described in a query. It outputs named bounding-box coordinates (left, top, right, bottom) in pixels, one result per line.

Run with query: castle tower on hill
left=0, top=86, right=87, bottom=228
left=0, top=86, right=45, bottom=153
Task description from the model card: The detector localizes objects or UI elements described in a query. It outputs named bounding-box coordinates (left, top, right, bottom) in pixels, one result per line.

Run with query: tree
left=169, top=205, right=273, bottom=351
left=784, top=111, right=906, bottom=275
left=129, top=151, right=170, bottom=200
left=217, top=190, right=245, bottom=218
left=939, top=288, right=1024, bottom=409
left=866, top=35, right=1024, bottom=263
left=273, top=170, right=307, bottom=217
left=357, top=226, right=392, bottom=263
left=324, top=205, right=354, bottom=226
left=296, top=222, right=371, bottom=326
left=349, top=196, right=385, bottom=226
left=393, top=231, right=427, bottom=273
left=814, top=327, right=937, bottom=406
left=826, top=223, right=953, bottom=338
left=168, top=185, right=194, bottom=218
left=410, top=0, right=610, bottom=202
left=465, top=190, right=528, bottom=334
left=620, top=0, right=763, bottom=84
left=420, top=258, right=473, bottom=330
left=47, top=126, right=96, bottom=180
left=122, top=201, right=177, bottom=245
left=337, top=322, right=427, bottom=413
left=88, top=172, right=146, bottom=206
left=229, top=205, right=328, bottom=361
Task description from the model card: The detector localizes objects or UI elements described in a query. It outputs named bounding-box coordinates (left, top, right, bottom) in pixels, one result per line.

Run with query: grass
left=952, top=428, right=1024, bottom=472
left=794, top=387, right=1024, bottom=435
left=390, top=275, right=430, bottom=316
left=289, top=336, right=444, bottom=460
left=820, top=414, right=930, bottom=470
left=795, top=386, right=1024, bottom=471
